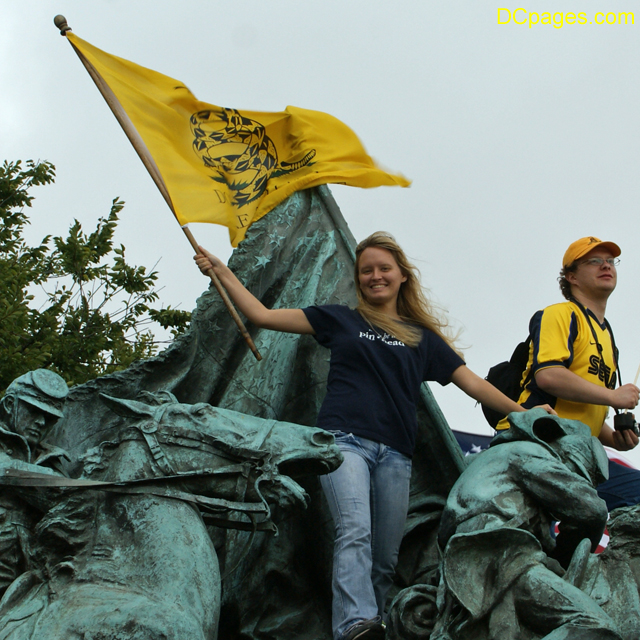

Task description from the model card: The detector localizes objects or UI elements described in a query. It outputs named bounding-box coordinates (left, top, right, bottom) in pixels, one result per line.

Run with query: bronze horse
left=0, top=395, right=341, bottom=640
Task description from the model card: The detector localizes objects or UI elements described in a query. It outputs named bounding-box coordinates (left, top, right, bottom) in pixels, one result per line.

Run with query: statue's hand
left=542, top=555, right=565, bottom=577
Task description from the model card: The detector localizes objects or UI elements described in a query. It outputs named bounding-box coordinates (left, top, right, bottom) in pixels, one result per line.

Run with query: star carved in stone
left=268, top=230, right=286, bottom=247
left=296, top=235, right=315, bottom=251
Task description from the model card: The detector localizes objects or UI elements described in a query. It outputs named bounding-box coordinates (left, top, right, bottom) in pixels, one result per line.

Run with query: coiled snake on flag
left=191, top=108, right=316, bottom=207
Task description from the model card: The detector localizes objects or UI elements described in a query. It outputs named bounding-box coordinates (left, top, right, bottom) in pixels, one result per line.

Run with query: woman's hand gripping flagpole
left=181, top=225, right=262, bottom=360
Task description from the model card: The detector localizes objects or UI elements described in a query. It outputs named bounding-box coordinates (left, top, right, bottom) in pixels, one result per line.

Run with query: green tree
left=0, top=160, right=191, bottom=393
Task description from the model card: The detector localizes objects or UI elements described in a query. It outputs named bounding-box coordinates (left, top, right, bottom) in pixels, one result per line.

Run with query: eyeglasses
left=579, top=257, right=620, bottom=267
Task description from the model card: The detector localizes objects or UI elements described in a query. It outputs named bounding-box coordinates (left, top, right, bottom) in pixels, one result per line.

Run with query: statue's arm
left=515, top=452, right=607, bottom=566
left=0, top=457, right=61, bottom=477
left=0, top=456, right=67, bottom=514
left=0, top=496, right=36, bottom=596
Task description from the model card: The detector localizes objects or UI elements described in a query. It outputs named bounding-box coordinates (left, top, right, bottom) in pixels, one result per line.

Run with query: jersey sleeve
left=529, top=305, right=579, bottom=375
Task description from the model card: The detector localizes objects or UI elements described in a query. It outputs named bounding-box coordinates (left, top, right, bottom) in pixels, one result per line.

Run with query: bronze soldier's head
left=1, top=370, right=68, bottom=448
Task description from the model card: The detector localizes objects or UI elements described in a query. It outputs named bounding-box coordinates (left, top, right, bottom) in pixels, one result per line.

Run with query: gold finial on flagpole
left=54, top=15, right=72, bottom=35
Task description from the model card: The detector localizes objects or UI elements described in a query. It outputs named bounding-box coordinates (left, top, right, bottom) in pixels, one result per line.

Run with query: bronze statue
left=583, top=504, right=640, bottom=639
left=0, top=389, right=342, bottom=639
left=5, top=189, right=635, bottom=639
left=24, top=187, right=463, bottom=640
left=390, top=409, right=629, bottom=640
left=0, top=370, right=70, bottom=595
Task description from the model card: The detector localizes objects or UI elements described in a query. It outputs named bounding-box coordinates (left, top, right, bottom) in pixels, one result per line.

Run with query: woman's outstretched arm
left=194, top=246, right=314, bottom=334
left=450, top=365, right=555, bottom=416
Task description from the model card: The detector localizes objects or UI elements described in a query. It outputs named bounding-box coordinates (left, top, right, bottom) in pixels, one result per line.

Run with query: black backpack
left=481, top=338, right=532, bottom=429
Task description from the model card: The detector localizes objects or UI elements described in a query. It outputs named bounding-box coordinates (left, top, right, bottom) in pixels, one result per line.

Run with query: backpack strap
left=603, top=317, right=620, bottom=383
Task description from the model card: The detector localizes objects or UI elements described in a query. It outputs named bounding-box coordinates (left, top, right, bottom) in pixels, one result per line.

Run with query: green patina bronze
left=0, top=388, right=342, bottom=639
left=0, top=187, right=466, bottom=639
left=389, top=409, right=640, bottom=640
left=5, top=188, right=635, bottom=640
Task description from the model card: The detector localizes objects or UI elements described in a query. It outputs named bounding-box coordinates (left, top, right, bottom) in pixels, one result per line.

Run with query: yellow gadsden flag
left=67, top=32, right=410, bottom=246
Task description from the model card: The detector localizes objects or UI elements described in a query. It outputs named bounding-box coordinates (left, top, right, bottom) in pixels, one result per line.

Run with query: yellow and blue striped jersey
left=497, top=301, right=616, bottom=436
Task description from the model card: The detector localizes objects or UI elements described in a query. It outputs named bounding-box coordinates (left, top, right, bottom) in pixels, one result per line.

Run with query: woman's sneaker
left=342, top=617, right=385, bottom=640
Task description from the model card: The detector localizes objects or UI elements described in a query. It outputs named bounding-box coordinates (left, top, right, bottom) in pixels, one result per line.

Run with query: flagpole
left=53, top=15, right=262, bottom=361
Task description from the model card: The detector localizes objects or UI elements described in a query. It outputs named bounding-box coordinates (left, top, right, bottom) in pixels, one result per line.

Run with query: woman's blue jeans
left=320, top=432, right=412, bottom=640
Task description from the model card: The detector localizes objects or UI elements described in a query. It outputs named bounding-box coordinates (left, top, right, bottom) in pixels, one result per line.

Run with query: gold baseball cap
left=563, top=236, right=621, bottom=267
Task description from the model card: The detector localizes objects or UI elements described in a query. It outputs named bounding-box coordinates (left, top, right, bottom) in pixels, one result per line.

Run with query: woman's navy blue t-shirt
left=302, top=305, right=465, bottom=457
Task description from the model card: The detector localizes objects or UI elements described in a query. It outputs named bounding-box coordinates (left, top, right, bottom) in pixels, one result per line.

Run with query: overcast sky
left=3, top=1, right=640, bottom=464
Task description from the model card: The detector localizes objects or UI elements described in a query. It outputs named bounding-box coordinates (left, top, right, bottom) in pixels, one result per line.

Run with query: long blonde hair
left=354, top=232, right=458, bottom=350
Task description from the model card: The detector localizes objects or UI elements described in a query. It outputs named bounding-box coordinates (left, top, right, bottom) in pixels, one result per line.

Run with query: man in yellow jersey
left=497, top=237, right=639, bottom=509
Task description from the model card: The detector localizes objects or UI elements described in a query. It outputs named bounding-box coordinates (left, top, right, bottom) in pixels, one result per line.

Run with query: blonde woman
left=195, top=232, right=551, bottom=640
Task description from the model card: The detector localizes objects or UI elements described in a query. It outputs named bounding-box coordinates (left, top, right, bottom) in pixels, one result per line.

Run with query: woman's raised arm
left=194, top=246, right=314, bottom=334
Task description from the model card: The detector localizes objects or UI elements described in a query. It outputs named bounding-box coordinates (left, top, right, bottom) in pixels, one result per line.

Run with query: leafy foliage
left=0, top=160, right=191, bottom=393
